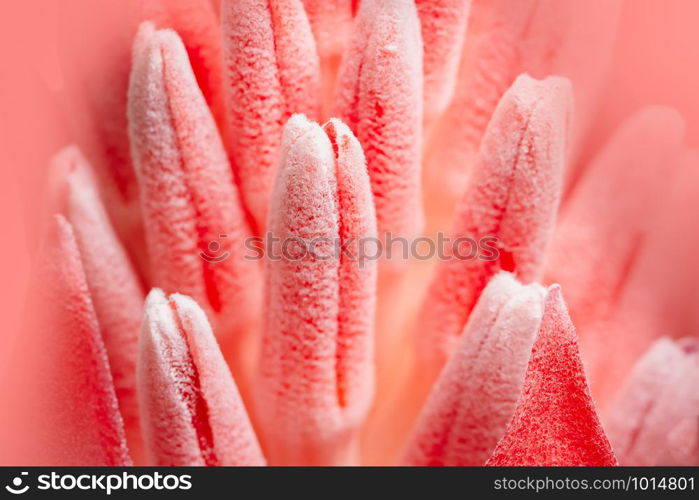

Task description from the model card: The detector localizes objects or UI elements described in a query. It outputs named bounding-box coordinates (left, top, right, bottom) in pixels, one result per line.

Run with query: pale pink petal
left=604, top=338, right=699, bottom=466
left=50, top=146, right=146, bottom=462
left=302, top=0, right=357, bottom=59
left=128, top=24, right=260, bottom=346
left=584, top=149, right=699, bottom=406
left=416, top=0, right=471, bottom=127
left=22, top=216, right=131, bottom=465
left=139, top=289, right=265, bottom=466
left=544, top=106, right=685, bottom=330
left=256, top=115, right=376, bottom=465
left=416, top=74, right=570, bottom=375
left=403, top=273, right=544, bottom=466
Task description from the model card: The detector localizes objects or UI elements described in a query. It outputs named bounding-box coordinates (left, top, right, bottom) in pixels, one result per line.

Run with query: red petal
left=333, top=0, right=423, bottom=240
left=486, top=286, right=617, bottom=466
left=221, top=0, right=320, bottom=232
left=416, top=0, right=471, bottom=127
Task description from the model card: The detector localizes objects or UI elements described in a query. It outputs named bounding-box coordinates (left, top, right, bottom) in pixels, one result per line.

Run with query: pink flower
left=1, top=0, right=698, bottom=467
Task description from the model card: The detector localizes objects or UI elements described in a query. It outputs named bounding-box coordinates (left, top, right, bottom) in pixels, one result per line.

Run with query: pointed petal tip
left=510, top=74, right=573, bottom=137
left=48, top=213, right=73, bottom=248
left=286, top=112, right=313, bottom=127
left=281, top=113, right=315, bottom=149
left=480, top=272, right=539, bottom=306
left=546, top=283, right=563, bottom=300
left=132, top=21, right=157, bottom=61
left=279, top=116, right=334, bottom=179
left=636, top=105, right=686, bottom=137
left=142, top=289, right=212, bottom=343
left=143, top=287, right=166, bottom=311
left=48, top=145, right=94, bottom=201
left=513, top=73, right=572, bottom=101
left=322, top=116, right=349, bottom=137
left=322, top=117, right=367, bottom=167
left=404, top=271, right=546, bottom=466
left=489, top=271, right=524, bottom=290
left=141, top=288, right=178, bottom=344
left=50, top=144, right=83, bottom=170
left=130, top=22, right=192, bottom=91
left=134, top=21, right=180, bottom=52
left=486, top=284, right=616, bottom=466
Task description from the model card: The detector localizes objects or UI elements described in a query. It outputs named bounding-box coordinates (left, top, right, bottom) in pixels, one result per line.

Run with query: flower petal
left=545, top=106, right=685, bottom=330
left=23, top=216, right=131, bottom=465
left=50, top=146, right=146, bottom=462
left=256, top=115, right=376, bottom=465
left=486, top=286, right=617, bottom=466
left=423, top=0, right=622, bottom=223
left=584, top=149, right=699, bottom=406
left=301, top=0, right=357, bottom=115
left=416, top=0, right=471, bottom=127
left=139, top=289, right=264, bottom=466
left=302, top=0, right=356, bottom=60
left=324, top=118, right=378, bottom=413
left=333, top=0, right=423, bottom=240
left=138, top=0, right=226, bottom=131
left=403, top=272, right=544, bottom=466
left=221, top=0, right=321, bottom=232
left=604, top=338, right=699, bottom=465
left=416, top=74, right=570, bottom=374
left=128, top=24, right=260, bottom=345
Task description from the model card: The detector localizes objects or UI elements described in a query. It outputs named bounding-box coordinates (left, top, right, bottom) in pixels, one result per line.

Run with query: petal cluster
left=10, top=0, right=698, bottom=468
